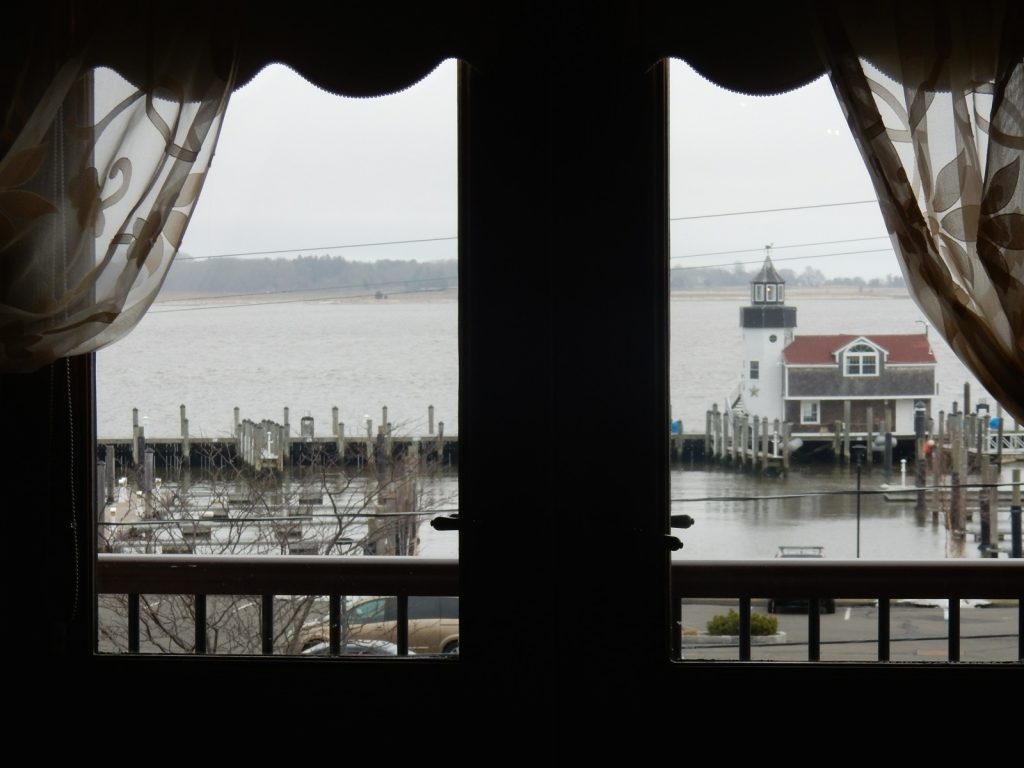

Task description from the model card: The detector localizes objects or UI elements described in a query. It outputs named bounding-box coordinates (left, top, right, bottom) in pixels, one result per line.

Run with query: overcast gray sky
left=180, top=58, right=897, bottom=279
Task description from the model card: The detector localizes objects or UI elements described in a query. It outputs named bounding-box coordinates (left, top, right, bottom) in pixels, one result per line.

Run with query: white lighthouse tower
left=737, top=248, right=795, bottom=423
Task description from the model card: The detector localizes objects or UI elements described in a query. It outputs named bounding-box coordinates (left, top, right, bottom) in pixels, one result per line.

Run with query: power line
left=670, top=199, right=877, bottom=221
left=670, top=235, right=889, bottom=262
left=176, top=236, right=458, bottom=262
left=170, top=200, right=879, bottom=262
left=670, top=248, right=895, bottom=272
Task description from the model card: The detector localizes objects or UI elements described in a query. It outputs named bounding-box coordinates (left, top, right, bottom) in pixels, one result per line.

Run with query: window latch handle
left=670, top=514, right=695, bottom=529
left=665, top=535, right=684, bottom=551
left=431, top=514, right=460, bottom=531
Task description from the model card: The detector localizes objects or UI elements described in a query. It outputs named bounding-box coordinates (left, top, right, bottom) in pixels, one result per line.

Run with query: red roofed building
left=782, top=333, right=936, bottom=435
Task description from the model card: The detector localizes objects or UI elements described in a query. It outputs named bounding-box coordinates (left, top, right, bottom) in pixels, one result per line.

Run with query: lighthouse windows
left=749, top=361, right=759, bottom=380
left=765, top=284, right=776, bottom=302
left=754, top=284, right=764, bottom=302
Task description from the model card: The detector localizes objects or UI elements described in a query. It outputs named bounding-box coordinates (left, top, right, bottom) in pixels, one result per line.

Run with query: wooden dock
left=98, top=405, right=457, bottom=473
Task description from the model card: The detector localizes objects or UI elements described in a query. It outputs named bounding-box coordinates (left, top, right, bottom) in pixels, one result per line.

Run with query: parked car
left=766, top=546, right=836, bottom=614
left=300, top=639, right=408, bottom=656
left=299, top=596, right=459, bottom=655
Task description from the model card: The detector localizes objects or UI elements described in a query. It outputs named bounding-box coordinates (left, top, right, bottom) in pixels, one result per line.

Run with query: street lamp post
left=851, top=444, right=867, bottom=558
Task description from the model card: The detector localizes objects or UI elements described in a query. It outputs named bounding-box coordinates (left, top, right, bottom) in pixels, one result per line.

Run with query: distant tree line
left=161, top=254, right=458, bottom=296
left=669, top=264, right=905, bottom=290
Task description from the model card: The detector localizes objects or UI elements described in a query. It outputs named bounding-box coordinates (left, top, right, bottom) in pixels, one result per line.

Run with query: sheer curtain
left=818, top=1, right=1024, bottom=421
left=0, top=24, right=234, bottom=372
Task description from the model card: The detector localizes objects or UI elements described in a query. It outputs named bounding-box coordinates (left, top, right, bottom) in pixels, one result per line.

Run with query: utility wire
left=671, top=248, right=895, bottom=271
left=154, top=244, right=894, bottom=311
left=670, top=235, right=889, bottom=262
left=170, top=199, right=879, bottom=262
left=176, top=236, right=458, bottom=262
left=149, top=284, right=455, bottom=314
left=670, top=199, right=877, bottom=221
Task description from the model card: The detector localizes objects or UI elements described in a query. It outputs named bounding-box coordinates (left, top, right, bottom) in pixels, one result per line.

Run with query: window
left=777, top=284, right=784, bottom=302
left=94, top=61, right=459, bottom=656
left=845, top=343, right=879, bottom=376
left=754, top=284, right=764, bottom=302
left=749, top=361, right=759, bottom=380
left=801, top=400, right=820, bottom=424
left=765, top=284, right=776, bottom=302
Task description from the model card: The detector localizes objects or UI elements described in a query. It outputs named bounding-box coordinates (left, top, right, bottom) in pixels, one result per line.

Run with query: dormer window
left=845, top=343, right=879, bottom=376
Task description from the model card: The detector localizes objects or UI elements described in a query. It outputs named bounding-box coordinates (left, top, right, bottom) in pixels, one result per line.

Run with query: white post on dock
left=283, top=407, right=291, bottom=453
left=866, top=406, right=874, bottom=466
left=180, top=404, right=190, bottom=461
left=843, top=400, right=852, bottom=462
left=96, top=459, right=106, bottom=519
left=332, top=406, right=339, bottom=436
left=996, top=403, right=1004, bottom=470
left=705, top=410, right=712, bottom=458
left=782, top=422, right=791, bottom=472
left=773, top=418, right=780, bottom=459
left=132, top=407, right=140, bottom=465
left=759, top=416, right=768, bottom=470
left=712, top=404, right=721, bottom=460
left=105, top=445, right=116, bottom=502
left=428, top=405, right=435, bottom=436
left=740, top=415, right=748, bottom=466
left=234, top=406, right=240, bottom=433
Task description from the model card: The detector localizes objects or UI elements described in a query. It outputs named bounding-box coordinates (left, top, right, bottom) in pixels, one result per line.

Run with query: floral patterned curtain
left=0, top=26, right=234, bottom=372
left=817, top=1, right=1024, bottom=421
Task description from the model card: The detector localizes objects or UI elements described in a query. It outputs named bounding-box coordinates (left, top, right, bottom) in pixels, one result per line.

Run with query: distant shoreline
left=155, top=285, right=905, bottom=305
left=154, top=286, right=459, bottom=306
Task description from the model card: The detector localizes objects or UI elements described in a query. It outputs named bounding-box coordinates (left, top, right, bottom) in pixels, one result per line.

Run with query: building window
left=754, top=284, right=764, bottom=302
left=765, top=284, right=776, bottom=302
left=801, top=400, right=819, bottom=424
left=749, top=361, right=759, bottom=380
left=845, top=343, right=879, bottom=376
left=777, top=284, right=784, bottom=303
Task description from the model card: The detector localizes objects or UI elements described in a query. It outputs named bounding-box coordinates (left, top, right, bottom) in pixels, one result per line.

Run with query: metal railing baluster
left=128, top=593, right=140, bottom=653
left=877, top=598, right=890, bottom=662
left=1018, top=599, right=1023, bottom=663
left=330, top=594, right=341, bottom=655
left=948, top=597, right=960, bottom=662
left=397, top=594, right=409, bottom=656
left=808, top=599, right=820, bottom=661
left=738, top=597, right=751, bottom=661
left=672, top=599, right=683, bottom=661
left=262, top=594, right=274, bottom=655
left=195, top=594, right=207, bottom=654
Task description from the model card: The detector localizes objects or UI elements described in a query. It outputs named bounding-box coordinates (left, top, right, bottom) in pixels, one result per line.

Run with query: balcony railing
left=672, top=560, right=1023, bottom=662
left=97, top=555, right=1023, bottom=662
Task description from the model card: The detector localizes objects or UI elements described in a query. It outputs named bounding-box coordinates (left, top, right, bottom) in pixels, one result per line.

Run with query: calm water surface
left=98, top=290, right=1007, bottom=560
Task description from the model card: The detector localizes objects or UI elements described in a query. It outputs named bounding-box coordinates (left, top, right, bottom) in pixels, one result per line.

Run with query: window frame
left=845, top=343, right=880, bottom=377
left=801, top=400, right=820, bottom=424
